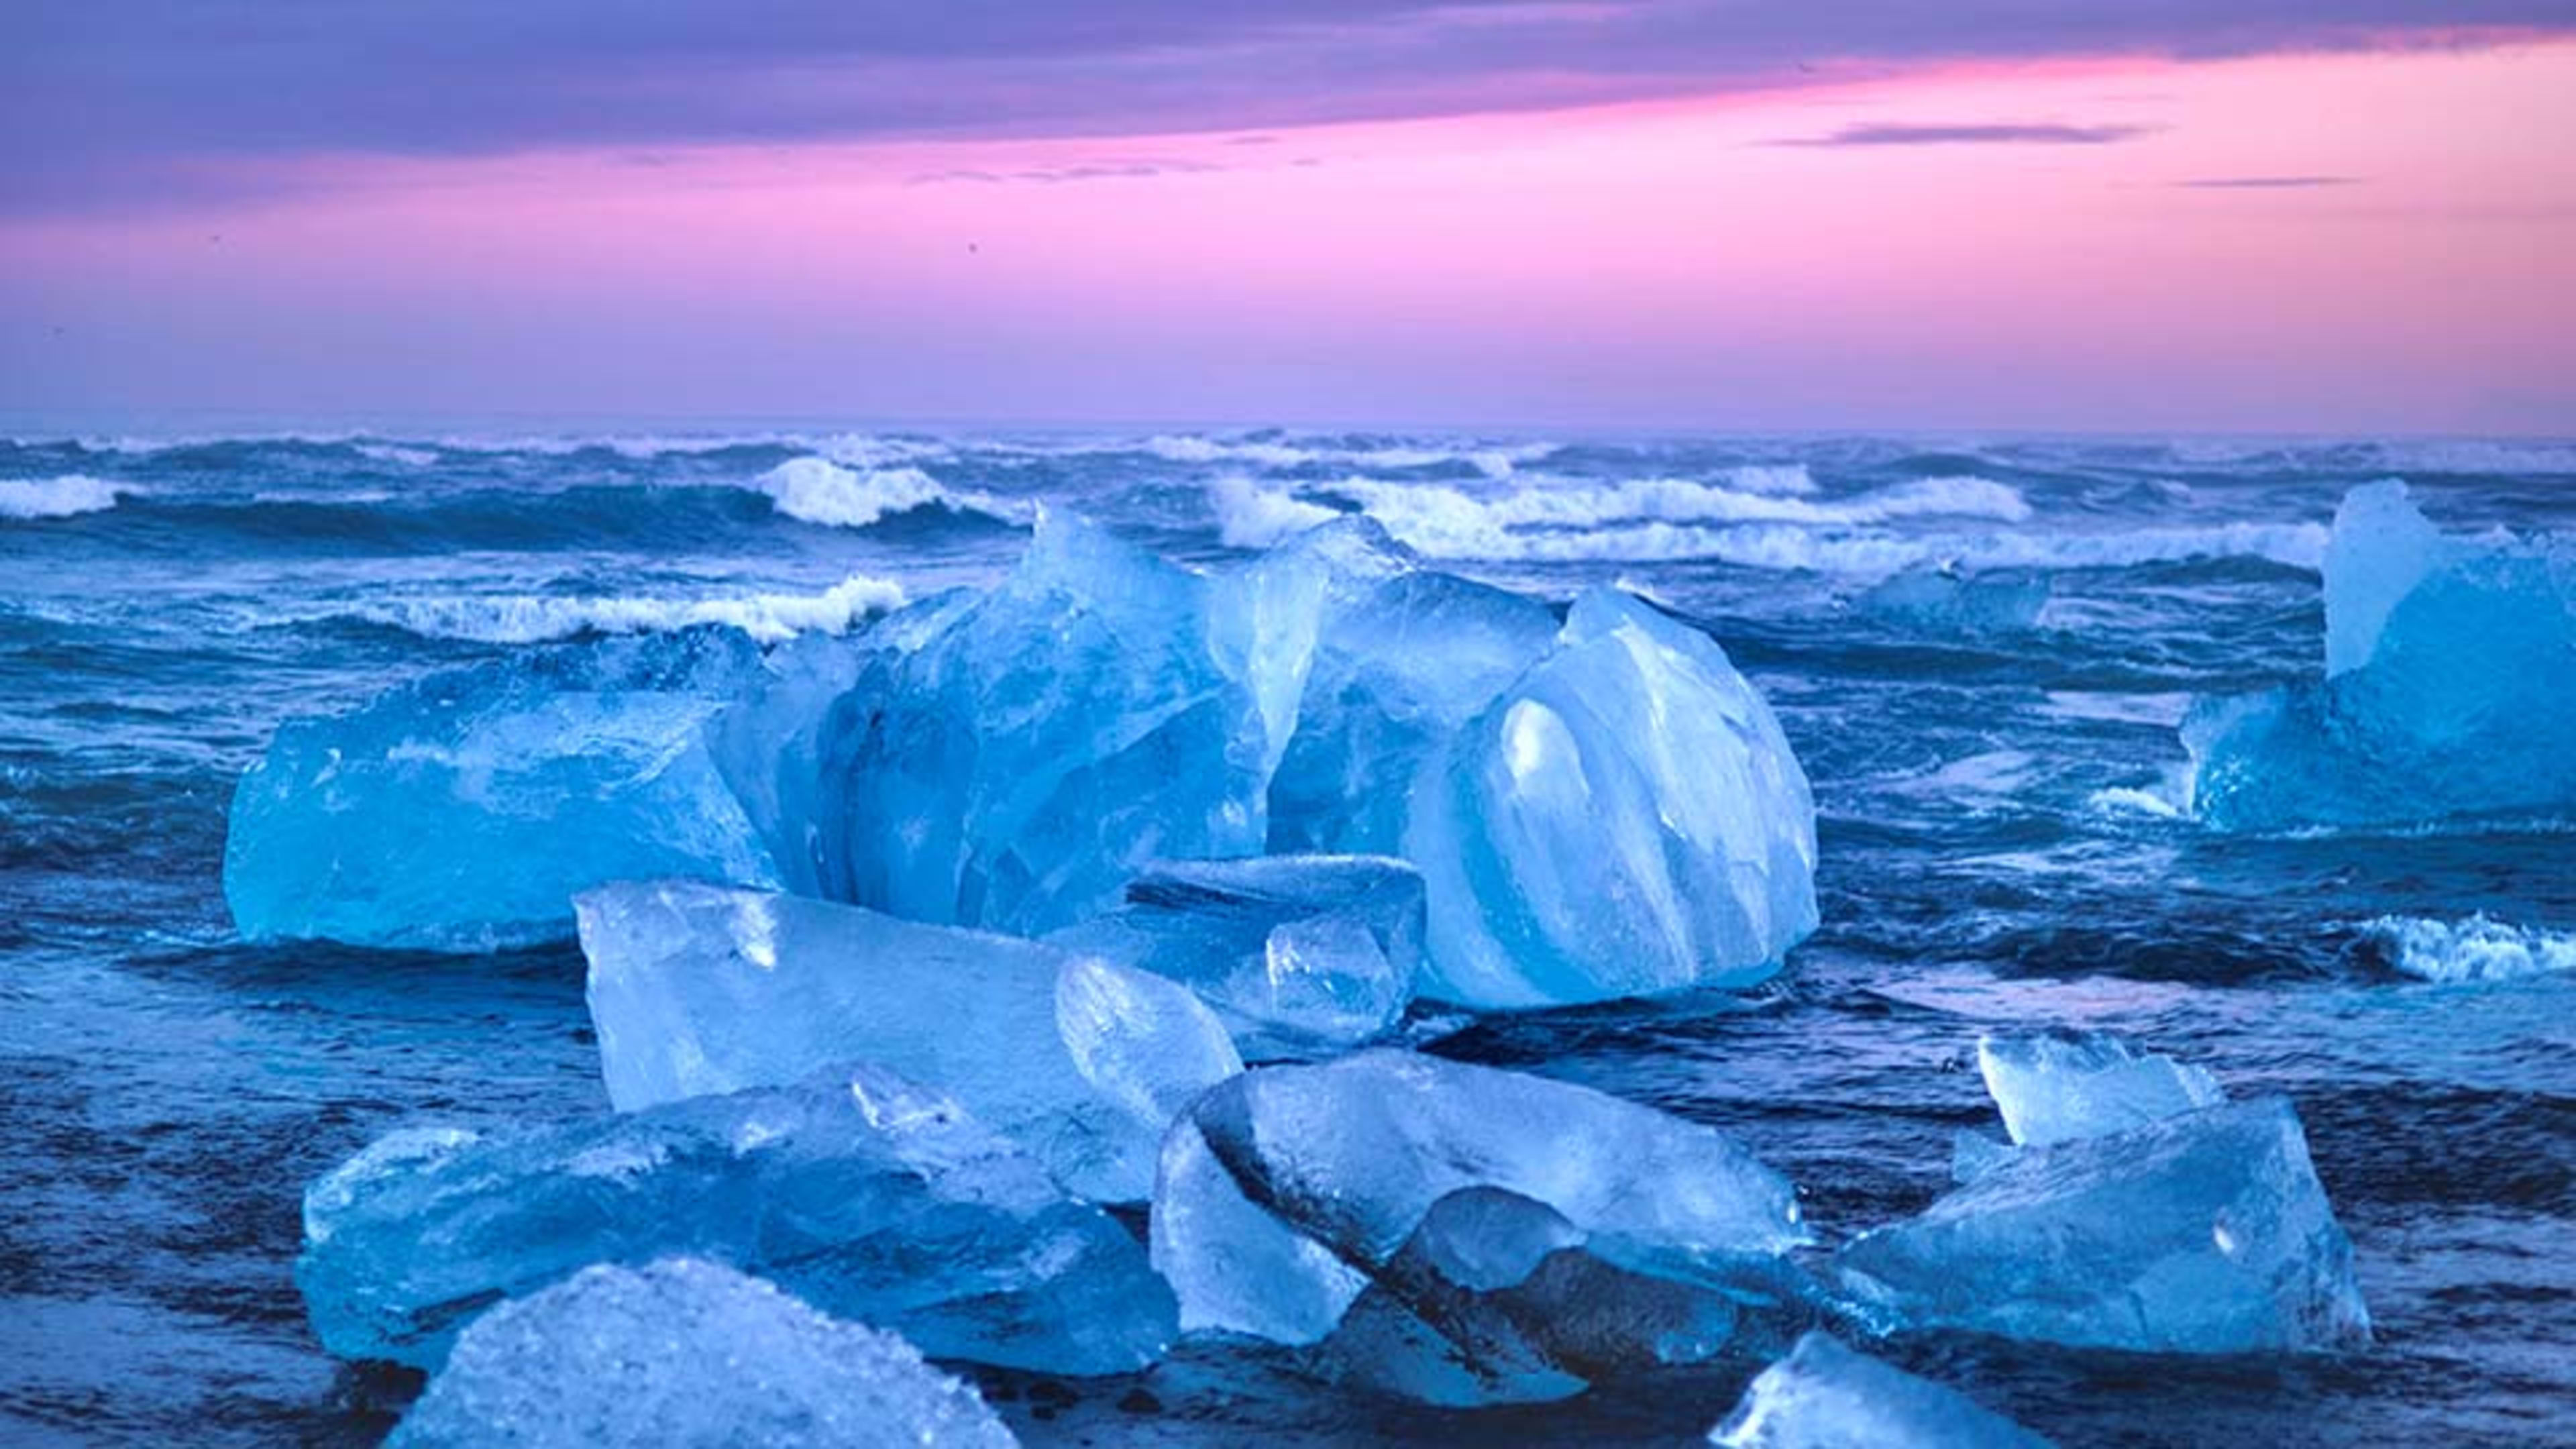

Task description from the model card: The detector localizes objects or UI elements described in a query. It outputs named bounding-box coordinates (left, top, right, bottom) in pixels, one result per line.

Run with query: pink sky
left=4, top=38, right=2571, bottom=435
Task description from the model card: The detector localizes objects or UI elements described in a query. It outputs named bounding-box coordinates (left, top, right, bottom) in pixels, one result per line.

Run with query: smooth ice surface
left=1838, top=1097, right=2371, bottom=1354
left=1046, top=855, right=1424, bottom=1060
left=1859, top=568, right=2049, bottom=635
left=1978, top=1032, right=2226, bottom=1148
left=297, top=1065, right=1177, bottom=1373
left=225, top=629, right=777, bottom=950
left=2189, top=482, right=2576, bottom=831
left=810, top=509, right=1269, bottom=933
left=1409, top=589, right=1818, bottom=1008
left=1319, top=1185, right=1795, bottom=1406
left=390, top=1258, right=1018, bottom=1449
left=1711, top=1332, right=2054, bottom=1448
left=577, top=879, right=1242, bottom=1202
left=1151, top=1050, right=1809, bottom=1345
left=2362, top=914, right=2576, bottom=983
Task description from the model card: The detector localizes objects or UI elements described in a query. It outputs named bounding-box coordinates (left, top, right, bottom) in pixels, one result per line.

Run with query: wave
left=0, top=475, right=127, bottom=521
left=2361, top=914, right=2576, bottom=983
left=1363, top=517, right=2328, bottom=572
left=1142, top=433, right=1556, bottom=479
left=1328, top=472, right=2025, bottom=547
left=1208, top=476, right=1342, bottom=549
left=343, top=574, right=908, bottom=645
left=750, top=458, right=1021, bottom=530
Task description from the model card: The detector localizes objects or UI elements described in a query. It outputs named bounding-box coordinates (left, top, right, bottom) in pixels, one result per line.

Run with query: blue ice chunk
left=2188, top=481, right=2576, bottom=831
left=1150, top=1050, right=1810, bottom=1346
left=1710, top=1332, right=2055, bottom=1448
left=812, top=509, right=1270, bottom=933
left=225, top=629, right=777, bottom=951
left=1837, top=1097, right=2371, bottom=1353
left=1044, top=855, right=1424, bottom=1060
left=390, top=1258, right=1018, bottom=1449
left=576, top=879, right=1242, bottom=1202
left=1205, top=515, right=1417, bottom=789
left=1407, top=589, right=1819, bottom=1008
left=1858, top=566, right=2049, bottom=635
left=1318, top=1185, right=1804, bottom=1406
left=298, top=1065, right=1177, bottom=1373
left=1977, top=1031, right=2226, bottom=1149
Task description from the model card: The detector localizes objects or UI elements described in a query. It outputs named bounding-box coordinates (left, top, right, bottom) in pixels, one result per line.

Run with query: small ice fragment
left=1711, top=1331, right=2054, bottom=1448
left=1858, top=566, right=2049, bottom=635
left=1977, top=1031, right=2226, bottom=1148
left=390, top=1258, right=1018, bottom=1449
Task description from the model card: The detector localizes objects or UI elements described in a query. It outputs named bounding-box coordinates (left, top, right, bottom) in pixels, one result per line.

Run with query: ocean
left=3, top=425, right=2572, bottom=1445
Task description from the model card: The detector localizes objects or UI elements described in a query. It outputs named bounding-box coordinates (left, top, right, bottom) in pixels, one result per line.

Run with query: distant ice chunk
left=299, top=1065, right=1176, bottom=1373
left=812, top=509, right=1270, bottom=933
left=390, top=1258, right=1018, bottom=1449
left=225, top=629, right=777, bottom=951
left=1150, top=1050, right=1810, bottom=1351
left=577, top=880, right=1242, bottom=1202
left=1046, top=855, right=1424, bottom=1060
left=1838, top=1097, right=2371, bottom=1353
left=2188, top=481, right=2576, bottom=831
left=2361, top=914, right=2576, bottom=983
left=1710, top=1331, right=2053, bottom=1448
left=1407, top=589, right=1818, bottom=1008
left=1858, top=567, right=2049, bottom=635
left=1977, top=1032, right=2226, bottom=1149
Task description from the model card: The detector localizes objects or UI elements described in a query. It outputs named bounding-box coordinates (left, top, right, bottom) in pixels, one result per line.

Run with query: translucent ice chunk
left=1977, top=1032, right=2226, bottom=1148
left=1204, top=515, right=1417, bottom=788
left=1837, top=1098, right=2370, bottom=1354
left=390, top=1258, right=1018, bottom=1449
left=810, top=509, right=1270, bottom=933
left=225, top=629, right=777, bottom=951
left=1150, top=1050, right=1809, bottom=1346
left=1044, top=855, right=1425, bottom=1060
left=2188, top=482, right=2576, bottom=831
left=1407, top=589, right=1818, bottom=1008
left=1710, top=1331, right=2054, bottom=1448
left=576, top=879, right=1242, bottom=1202
left=1858, top=567, right=2049, bottom=636
left=299, top=1065, right=1177, bottom=1373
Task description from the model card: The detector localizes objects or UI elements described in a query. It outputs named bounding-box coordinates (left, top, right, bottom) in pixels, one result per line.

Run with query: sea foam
left=2361, top=915, right=2576, bottom=983
left=0, top=474, right=126, bottom=521
left=1210, top=476, right=1340, bottom=549
left=356, top=576, right=907, bottom=645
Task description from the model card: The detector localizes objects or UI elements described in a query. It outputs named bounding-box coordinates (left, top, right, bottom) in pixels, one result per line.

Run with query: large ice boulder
left=2188, top=480, right=2576, bottom=831
left=1711, top=1332, right=2053, bottom=1448
left=1838, top=1097, right=2370, bottom=1353
left=390, top=1258, right=1018, bottom=1449
left=1150, top=1050, right=1812, bottom=1373
left=298, top=1065, right=1177, bottom=1373
left=577, top=879, right=1242, bottom=1202
left=808, top=509, right=1269, bottom=933
left=1045, top=855, right=1425, bottom=1060
left=1407, top=588, right=1819, bottom=1008
left=225, top=629, right=777, bottom=950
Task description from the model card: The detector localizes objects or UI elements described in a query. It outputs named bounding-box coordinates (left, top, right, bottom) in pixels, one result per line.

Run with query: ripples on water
left=3, top=427, right=2572, bottom=1445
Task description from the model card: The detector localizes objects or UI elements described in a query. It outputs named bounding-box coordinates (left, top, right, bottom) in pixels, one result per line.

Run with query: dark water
left=3, top=427, right=2573, bottom=1446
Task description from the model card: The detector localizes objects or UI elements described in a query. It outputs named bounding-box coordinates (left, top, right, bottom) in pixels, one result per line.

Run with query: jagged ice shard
left=225, top=629, right=778, bottom=950
left=1408, top=588, right=1819, bottom=1008
left=1978, top=1031, right=2227, bottom=1149
left=810, top=508, right=1270, bottom=934
left=298, top=1065, right=1177, bottom=1374
left=577, top=879, right=1242, bottom=1202
left=1839, top=1097, right=2370, bottom=1353
left=1710, top=1332, right=2055, bottom=1449
left=2188, top=480, right=2576, bottom=831
left=1150, top=1051, right=1811, bottom=1359
left=1046, top=855, right=1425, bottom=1060
left=390, top=1258, right=1018, bottom=1449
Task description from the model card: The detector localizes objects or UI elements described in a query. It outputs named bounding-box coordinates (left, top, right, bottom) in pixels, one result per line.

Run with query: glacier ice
left=2188, top=480, right=2576, bottom=831
left=1317, top=1185, right=1804, bottom=1406
left=297, top=1065, right=1177, bottom=1373
left=225, top=629, right=777, bottom=950
left=1149, top=1050, right=1810, bottom=1348
left=576, top=879, right=1241, bottom=1202
left=1045, top=855, right=1424, bottom=1060
left=1976, top=1031, right=2226, bottom=1150
left=1710, top=1332, right=2053, bottom=1449
left=390, top=1258, right=1018, bottom=1449
left=1837, top=1097, right=2371, bottom=1353
left=1407, top=588, right=1819, bottom=1008
left=1858, top=566, right=2049, bottom=636
left=808, top=508, right=1270, bottom=934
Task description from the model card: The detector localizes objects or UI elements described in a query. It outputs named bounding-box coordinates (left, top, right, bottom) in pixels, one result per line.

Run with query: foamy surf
left=2361, top=914, right=2576, bottom=983
left=0, top=475, right=127, bottom=521
left=349, top=574, right=908, bottom=645
left=752, top=458, right=1018, bottom=529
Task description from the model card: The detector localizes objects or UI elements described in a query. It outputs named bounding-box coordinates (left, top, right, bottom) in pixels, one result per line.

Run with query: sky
left=3, top=3, right=2573, bottom=435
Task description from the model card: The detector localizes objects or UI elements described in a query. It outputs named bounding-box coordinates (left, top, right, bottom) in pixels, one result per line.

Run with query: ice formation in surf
left=390, top=1258, right=1018, bottom=1449
left=1710, top=1332, right=2055, bottom=1448
left=2188, top=480, right=2576, bottom=831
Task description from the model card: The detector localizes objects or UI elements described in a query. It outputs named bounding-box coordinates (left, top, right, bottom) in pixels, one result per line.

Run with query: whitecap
left=0, top=474, right=127, bottom=521
left=352, top=574, right=908, bottom=646
left=1207, top=476, right=1340, bottom=549
left=2361, top=914, right=2576, bottom=983
left=752, top=457, right=1016, bottom=529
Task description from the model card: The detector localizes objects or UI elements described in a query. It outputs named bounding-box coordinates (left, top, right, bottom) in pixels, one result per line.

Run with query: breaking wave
left=0, top=474, right=127, bottom=521
left=2361, top=914, right=2576, bottom=983
left=343, top=574, right=908, bottom=645
left=1209, top=476, right=1340, bottom=549
left=751, top=458, right=1017, bottom=529
left=1144, top=433, right=1556, bottom=478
